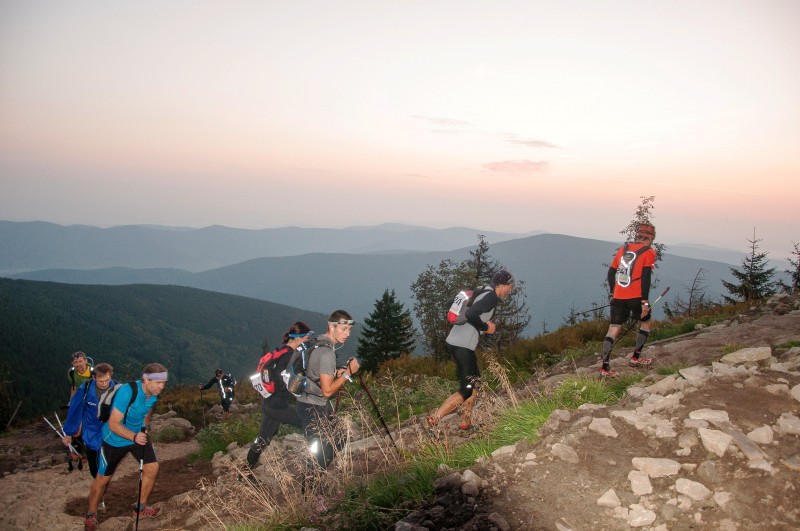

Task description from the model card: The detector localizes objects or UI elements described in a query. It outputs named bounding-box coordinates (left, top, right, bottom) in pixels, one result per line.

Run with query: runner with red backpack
left=242, top=321, right=314, bottom=484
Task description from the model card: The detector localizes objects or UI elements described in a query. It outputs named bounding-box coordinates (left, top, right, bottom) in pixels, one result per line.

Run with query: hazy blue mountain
left=9, top=233, right=749, bottom=341
left=0, top=220, right=540, bottom=274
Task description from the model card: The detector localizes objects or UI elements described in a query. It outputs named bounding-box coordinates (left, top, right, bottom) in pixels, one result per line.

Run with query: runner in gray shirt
left=427, top=269, right=515, bottom=434
left=296, top=310, right=360, bottom=471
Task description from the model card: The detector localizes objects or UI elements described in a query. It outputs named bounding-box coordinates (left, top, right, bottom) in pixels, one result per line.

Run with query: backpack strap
left=619, top=243, right=652, bottom=283
left=121, top=382, right=138, bottom=425
left=467, top=285, right=493, bottom=307
left=302, top=339, right=331, bottom=394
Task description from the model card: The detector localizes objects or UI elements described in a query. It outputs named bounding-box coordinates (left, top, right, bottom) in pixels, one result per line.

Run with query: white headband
left=144, top=371, right=168, bottom=381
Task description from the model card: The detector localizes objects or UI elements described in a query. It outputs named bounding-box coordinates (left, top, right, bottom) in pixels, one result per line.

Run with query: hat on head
left=491, top=269, right=514, bottom=287
left=637, top=223, right=656, bottom=239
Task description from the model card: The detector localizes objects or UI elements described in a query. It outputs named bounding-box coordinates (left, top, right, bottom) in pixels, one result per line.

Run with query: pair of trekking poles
left=44, top=417, right=148, bottom=531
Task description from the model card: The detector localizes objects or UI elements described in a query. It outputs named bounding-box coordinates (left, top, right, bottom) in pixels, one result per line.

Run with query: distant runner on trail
left=427, top=269, right=515, bottom=435
left=600, top=223, right=658, bottom=377
left=68, top=351, right=94, bottom=398
left=199, top=368, right=237, bottom=417
left=62, top=363, right=116, bottom=480
left=84, top=362, right=168, bottom=531
left=243, top=321, right=313, bottom=484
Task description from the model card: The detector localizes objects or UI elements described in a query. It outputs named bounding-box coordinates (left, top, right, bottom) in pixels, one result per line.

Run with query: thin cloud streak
left=483, top=160, right=550, bottom=174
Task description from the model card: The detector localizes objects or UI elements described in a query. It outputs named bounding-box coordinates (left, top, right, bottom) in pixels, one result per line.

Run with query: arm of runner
left=607, top=267, right=616, bottom=296
left=465, top=290, right=497, bottom=332
left=61, top=389, right=83, bottom=436
left=107, top=407, right=140, bottom=444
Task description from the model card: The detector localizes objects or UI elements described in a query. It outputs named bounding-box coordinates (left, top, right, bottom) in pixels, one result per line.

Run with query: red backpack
left=250, top=346, right=292, bottom=398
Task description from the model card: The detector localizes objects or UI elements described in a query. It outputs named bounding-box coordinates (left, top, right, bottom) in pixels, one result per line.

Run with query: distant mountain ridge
left=0, top=220, right=542, bottom=274
left=9, top=233, right=751, bottom=337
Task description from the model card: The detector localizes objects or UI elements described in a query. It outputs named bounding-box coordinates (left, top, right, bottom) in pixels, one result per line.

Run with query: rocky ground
left=1, top=293, right=799, bottom=530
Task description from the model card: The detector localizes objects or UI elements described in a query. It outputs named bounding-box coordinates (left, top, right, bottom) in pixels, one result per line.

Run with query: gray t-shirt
left=297, top=336, right=337, bottom=407
left=446, top=288, right=497, bottom=351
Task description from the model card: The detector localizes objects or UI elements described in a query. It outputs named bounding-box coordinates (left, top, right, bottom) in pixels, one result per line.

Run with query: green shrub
left=151, top=426, right=185, bottom=443
left=720, top=342, right=744, bottom=354
left=777, top=340, right=800, bottom=349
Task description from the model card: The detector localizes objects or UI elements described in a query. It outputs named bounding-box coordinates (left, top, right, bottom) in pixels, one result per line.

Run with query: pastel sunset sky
left=1, top=1, right=798, bottom=258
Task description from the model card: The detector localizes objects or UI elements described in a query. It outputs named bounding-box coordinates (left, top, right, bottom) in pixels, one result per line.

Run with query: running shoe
left=133, top=504, right=163, bottom=519
left=629, top=356, right=652, bottom=367
left=84, top=513, right=97, bottom=531
left=599, top=368, right=619, bottom=377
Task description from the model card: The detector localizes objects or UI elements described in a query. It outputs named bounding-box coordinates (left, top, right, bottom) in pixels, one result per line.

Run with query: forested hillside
left=0, top=279, right=328, bottom=426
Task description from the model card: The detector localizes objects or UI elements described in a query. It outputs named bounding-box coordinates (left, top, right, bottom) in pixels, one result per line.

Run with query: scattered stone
left=597, top=489, right=621, bottom=508
left=781, top=455, right=800, bottom=471
left=720, top=346, right=772, bottom=365
left=491, top=444, right=516, bottom=459
left=550, top=443, right=579, bottom=464
left=679, top=366, right=711, bottom=384
left=792, top=384, right=800, bottom=404
left=588, top=417, right=618, bottom=438
left=553, top=517, right=575, bottom=530
left=645, top=375, right=679, bottom=395
left=710, top=420, right=769, bottom=461
left=675, top=478, right=712, bottom=501
left=747, top=425, right=774, bottom=445
left=628, top=470, right=653, bottom=495
left=689, top=408, right=730, bottom=423
left=631, top=457, right=681, bottom=477
left=698, top=428, right=733, bottom=457
left=775, top=413, right=800, bottom=435
left=627, top=504, right=657, bottom=527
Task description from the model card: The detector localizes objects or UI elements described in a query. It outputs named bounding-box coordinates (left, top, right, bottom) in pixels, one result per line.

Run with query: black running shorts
left=610, top=298, right=652, bottom=325
left=97, top=439, right=157, bottom=476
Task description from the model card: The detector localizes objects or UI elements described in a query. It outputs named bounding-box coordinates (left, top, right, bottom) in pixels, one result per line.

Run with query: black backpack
left=97, top=382, right=138, bottom=423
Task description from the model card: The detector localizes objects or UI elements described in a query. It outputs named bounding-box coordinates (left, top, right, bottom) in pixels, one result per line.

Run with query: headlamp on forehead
left=329, top=320, right=355, bottom=326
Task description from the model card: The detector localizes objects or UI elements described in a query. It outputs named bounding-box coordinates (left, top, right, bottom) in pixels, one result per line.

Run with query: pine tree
left=721, top=229, right=777, bottom=303
left=779, top=242, right=800, bottom=293
left=356, top=289, right=417, bottom=373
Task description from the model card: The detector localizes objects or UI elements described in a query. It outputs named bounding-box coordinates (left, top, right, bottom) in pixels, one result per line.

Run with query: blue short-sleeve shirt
left=101, top=380, right=158, bottom=447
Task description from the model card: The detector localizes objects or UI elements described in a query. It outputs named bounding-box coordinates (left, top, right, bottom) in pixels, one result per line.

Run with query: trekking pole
left=575, top=302, right=612, bottom=317
left=43, top=415, right=79, bottom=455
left=55, top=411, right=81, bottom=462
left=356, top=373, right=399, bottom=451
left=135, top=427, right=146, bottom=531
left=619, top=286, right=671, bottom=340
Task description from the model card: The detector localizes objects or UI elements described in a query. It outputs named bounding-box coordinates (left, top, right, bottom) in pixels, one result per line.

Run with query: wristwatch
left=642, top=300, right=650, bottom=307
